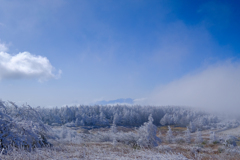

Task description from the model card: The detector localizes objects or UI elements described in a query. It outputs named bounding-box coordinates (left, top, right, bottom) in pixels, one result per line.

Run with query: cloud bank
left=142, top=61, right=240, bottom=115
left=0, top=44, right=61, bottom=81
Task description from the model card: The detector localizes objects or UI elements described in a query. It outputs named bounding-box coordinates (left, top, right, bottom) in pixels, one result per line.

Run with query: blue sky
left=0, top=0, right=240, bottom=111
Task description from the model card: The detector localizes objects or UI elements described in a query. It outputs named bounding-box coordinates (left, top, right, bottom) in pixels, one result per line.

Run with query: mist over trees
left=33, top=104, right=239, bottom=131
left=1, top=100, right=239, bottom=134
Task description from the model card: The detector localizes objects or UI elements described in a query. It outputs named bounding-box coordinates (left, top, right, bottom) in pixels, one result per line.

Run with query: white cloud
left=0, top=44, right=61, bottom=81
left=143, top=61, right=240, bottom=115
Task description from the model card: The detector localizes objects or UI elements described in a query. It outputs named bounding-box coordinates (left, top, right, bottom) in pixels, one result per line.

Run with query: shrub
left=137, top=114, right=161, bottom=148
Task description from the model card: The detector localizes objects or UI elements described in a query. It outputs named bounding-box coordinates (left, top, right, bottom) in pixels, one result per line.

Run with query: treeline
left=35, top=104, right=239, bottom=131
left=1, top=100, right=239, bottom=133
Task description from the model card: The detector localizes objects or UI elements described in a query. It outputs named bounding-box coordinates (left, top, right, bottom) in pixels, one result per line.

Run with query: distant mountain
left=95, top=98, right=134, bottom=105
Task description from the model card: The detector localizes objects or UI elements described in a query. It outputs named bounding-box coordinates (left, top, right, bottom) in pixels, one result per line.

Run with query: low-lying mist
left=139, top=61, right=240, bottom=117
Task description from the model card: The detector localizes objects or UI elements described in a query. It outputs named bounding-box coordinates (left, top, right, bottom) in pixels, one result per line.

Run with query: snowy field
left=1, top=126, right=240, bottom=160
left=0, top=142, right=190, bottom=160
left=218, top=126, right=240, bottom=137
left=0, top=100, right=240, bottom=159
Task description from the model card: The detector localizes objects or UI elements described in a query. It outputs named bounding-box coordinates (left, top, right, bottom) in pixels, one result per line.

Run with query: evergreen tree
left=166, top=126, right=174, bottom=143
left=75, top=118, right=81, bottom=126
left=209, top=131, right=217, bottom=143
left=111, top=118, right=117, bottom=146
left=137, top=114, right=161, bottom=147
left=195, top=129, right=203, bottom=143
left=160, top=114, right=170, bottom=125
left=113, top=113, right=119, bottom=125
left=185, top=127, right=191, bottom=143
left=189, top=121, right=196, bottom=132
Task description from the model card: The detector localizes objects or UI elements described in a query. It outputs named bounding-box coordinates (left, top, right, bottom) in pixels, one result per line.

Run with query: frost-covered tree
left=111, top=122, right=117, bottom=134
left=209, top=131, right=217, bottom=143
left=60, top=125, right=68, bottom=139
left=166, top=126, right=174, bottom=143
left=61, top=106, right=74, bottom=123
left=185, top=127, right=191, bottom=143
left=99, top=111, right=109, bottom=126
left=82, top=113, right=90, bottom=125
left=75, top=118, right=81, bottom=126
left=22, top=101, right=240, bottom=130
left=113, top=113, right=119, bottom=125
left=160, top=114, right=173, bottom=125
left=80, top=120, right=85, bottom=126
left=137, top=114, right=161, bottom=147
left=224, top=135, right=237, bottom=146
left=111, top=119, right=117, bottom=146
left=195, top=129, right=203, bottom=143
left=173, top=113, right=180, bottom=124
left=0, top=101, right=52, bottom=151
left=189, top=121, right=196, bottom=132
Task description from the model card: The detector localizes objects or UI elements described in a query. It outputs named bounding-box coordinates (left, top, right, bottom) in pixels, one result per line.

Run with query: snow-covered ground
left=1, top=100, right=240, bottom=159
left=2, top=139, right=240, bottom=160
left=218, top=126, right=240, bottom=137
left=0, top=142, right=190, bottom=160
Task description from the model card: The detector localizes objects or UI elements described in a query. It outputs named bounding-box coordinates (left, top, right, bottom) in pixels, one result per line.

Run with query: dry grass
left=2, top=126, right=240, bottom=160
left=158, top=125, right=186, bottom=131
left=1, top=139, right=240, bottom=160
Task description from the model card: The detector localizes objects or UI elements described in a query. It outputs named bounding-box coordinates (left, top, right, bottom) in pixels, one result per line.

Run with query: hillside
left=0, top=100, right=240, bottom=159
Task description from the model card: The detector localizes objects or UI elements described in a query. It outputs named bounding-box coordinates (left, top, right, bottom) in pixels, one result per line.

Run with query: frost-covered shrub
left=185, top=127, right=191, bottom=143
left=137, top=114, right=161, bottom=147
left=111, top=120, right=117, bottom=146
left=160, top=113, right=173, bottom=125
left=0, top=101, right=52, bottom=151
left=224, top=135, right=238, bottom=147
left=52, top=126, right=82, bottom=144
left=87, top=115, right=161, bottom=148
left=116, top=132, right=139, bottom=147
left=111, top=122, right=117, bottom=134
left=188, top=121, right=196, bottom=132
left=60, top=126, right=68, bottom=139
left=166, top=126, right=174, bottom=143
left=209, top=131, right=218, bottom=144
left=75, top=118, right=84, bottom=126
left=195, top=129, right=203, bottom=144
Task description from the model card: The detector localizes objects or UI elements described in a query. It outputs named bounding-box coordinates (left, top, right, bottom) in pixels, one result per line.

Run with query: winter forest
left=0, top=100, right=240, bottom=159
